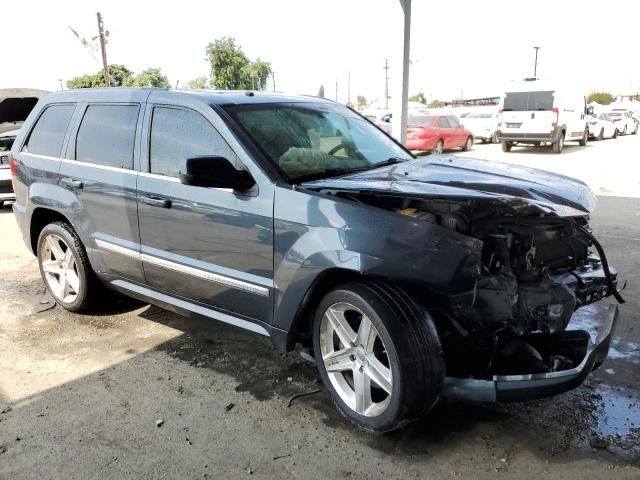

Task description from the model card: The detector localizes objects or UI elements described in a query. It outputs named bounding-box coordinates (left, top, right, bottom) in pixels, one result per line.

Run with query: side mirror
left=586, top=106, right=594, bottom=116
left=179, top=156, right=255, bottom=191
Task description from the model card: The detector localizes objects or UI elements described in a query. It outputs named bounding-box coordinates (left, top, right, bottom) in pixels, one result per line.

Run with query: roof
left=40, top=88, right=337, bottom=106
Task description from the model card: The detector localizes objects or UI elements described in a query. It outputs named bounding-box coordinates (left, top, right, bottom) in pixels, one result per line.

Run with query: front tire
left=37, top=222, right=102, bottom=312
left=597, top=128, right=604, bottom=141
left=578, top=129, right=588, bottom=146
left=462, top=136, right=473, bottom=151
left=313, top=281, right=444, bottom=432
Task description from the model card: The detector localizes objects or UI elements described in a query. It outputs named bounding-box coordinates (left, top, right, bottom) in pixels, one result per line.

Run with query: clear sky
left=3, top=0, right=639, bottom=104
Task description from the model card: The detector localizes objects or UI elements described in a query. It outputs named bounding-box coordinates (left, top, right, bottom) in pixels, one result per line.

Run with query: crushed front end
left=435, top=214, right=623, bottom=402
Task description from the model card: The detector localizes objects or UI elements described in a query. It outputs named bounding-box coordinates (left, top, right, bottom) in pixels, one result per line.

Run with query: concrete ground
left=0, top=134, right=639, bottom=479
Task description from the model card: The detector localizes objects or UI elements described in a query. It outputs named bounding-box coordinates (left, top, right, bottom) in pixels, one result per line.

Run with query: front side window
left=23, top=104, right=75, bottom=157
left=76, top=105, right=140, bottom=169
left=224, top=103, right=411, bottom=182
left=150, top=107, right=233, bottom=178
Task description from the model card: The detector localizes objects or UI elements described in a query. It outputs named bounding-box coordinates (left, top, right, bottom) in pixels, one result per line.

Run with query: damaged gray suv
left=11, top=89, right=624, bottom=431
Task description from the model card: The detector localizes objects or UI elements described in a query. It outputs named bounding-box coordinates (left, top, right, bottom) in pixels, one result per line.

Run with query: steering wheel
left=327, top=142, right=365, bottom=161
left=327, top=142, right=353, bottom=156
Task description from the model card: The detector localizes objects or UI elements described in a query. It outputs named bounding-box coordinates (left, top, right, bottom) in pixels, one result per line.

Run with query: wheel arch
left=281, top=267, right=365, bottom=351
left=29, top=207, right=72, bottom=255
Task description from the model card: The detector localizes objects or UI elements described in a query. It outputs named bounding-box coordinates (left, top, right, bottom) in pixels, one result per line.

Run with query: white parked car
left=363, top=111, right=393, bottom=135
left=588, top=113, right=618, bottom=140
left=462, top=111, right=499, bottom=143
left=497, top=81, right=589, bottom=153
left=607, top=109, right=638, bottom=135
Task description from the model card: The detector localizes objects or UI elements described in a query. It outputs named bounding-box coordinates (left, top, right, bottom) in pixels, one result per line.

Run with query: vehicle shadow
left=504, top=144, right=589, bottom=155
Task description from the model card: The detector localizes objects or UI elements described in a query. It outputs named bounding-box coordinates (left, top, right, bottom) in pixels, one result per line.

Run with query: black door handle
left=141, top=195, right=172, bottom=208
left=61, top=177, right=83, bottom=189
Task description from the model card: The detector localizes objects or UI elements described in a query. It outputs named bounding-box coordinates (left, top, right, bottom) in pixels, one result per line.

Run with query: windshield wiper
left=291, top=166, right=371, bottom=184
left=292, top=158, right=409, bottom=184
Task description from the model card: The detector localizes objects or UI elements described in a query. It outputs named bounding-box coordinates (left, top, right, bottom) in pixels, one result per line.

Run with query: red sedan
left=405, top=114, right=474, bottom=153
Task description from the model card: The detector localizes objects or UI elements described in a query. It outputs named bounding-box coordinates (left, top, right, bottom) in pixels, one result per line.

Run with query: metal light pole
left=398, top=0, right=411, bottom=145
left=533, top=46, right=540, bottom=78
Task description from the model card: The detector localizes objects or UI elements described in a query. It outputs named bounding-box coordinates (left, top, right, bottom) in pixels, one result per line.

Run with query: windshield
left=608, top=112, right=622, bottom=117
left=504, top=91, right=554, bottom=111
left=466, top=113, right=493, bottom=118
left=225, top=102, right=412, bottom=181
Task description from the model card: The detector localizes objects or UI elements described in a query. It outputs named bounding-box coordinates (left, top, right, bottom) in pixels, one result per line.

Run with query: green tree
left=356, top=95, right=367, bottom=107
left=186, top=76, right=209, bottom=89
left=427, top=99, right=445, bottom=108
left=409, top=92, right=426, bottom=104
left=124, top=68, right=170, bottom=88
left=206, top=37, right=250, bottom=89
left=205, top=37, right=272, bottom=90
left=587, top=91, right=615, bottom=105
left=243, top=58, right=271, bottom=90
left=317, top=85, right=325, bottom=98
left=67, top=64, right=134, bottom=89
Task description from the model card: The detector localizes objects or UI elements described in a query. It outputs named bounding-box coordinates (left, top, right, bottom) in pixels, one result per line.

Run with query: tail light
left=589, top=121, right=597, bottom=125
left=9, top=153, right=17, bottom=191
left=497, top=108, right=503, bottom=127
left=551, top=107, right=559, bottom=128
left=417, top=128, right=433, bottom=139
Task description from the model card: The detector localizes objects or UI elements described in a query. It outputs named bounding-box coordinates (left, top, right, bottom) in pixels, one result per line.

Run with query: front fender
left=272, top=187, right=482, bottom=332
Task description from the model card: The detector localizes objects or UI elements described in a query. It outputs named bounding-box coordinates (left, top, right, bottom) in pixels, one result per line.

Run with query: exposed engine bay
left=330, top=191, right=625, bottom=379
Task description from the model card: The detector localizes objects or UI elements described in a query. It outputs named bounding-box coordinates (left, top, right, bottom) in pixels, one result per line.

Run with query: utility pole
left=97, top=12, right=110, bottom=87
left=533, top=46, right=540, bottom=78
left=383, top=58, right=390, bottom=109
left=335, top=79, right=338, bottom=102
left=58, top=79, right=64, bottom=91
left=272, top=71, right=276, bottom=92
left=347, top=72, right=351, bottom=105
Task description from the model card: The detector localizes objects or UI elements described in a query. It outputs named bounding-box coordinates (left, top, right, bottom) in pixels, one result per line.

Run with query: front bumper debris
left=442, top=303, right=619, bottom=402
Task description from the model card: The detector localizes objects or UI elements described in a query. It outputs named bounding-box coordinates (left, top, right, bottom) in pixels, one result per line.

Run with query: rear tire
left=0, top=201, right=4, bottom=208
left=613, top=129, right=619, bottom=139
left=491, top=132, right=499, bottom=144
left=501, top=141, right=512, bottom=152
left=622, top=125, right=627, bottom=135
left=433, top=140, right=444, bottom=154
left=552, top=132, right=565, bottom=153
left=578, top=129, right=588, bottom=146
left=597, top=128, right=604, bottom=141
left=313, top=281, right=444, bottom=432
left=37, top=221, right=103, bottom=312
left=462, top=136, right=473, bottom=151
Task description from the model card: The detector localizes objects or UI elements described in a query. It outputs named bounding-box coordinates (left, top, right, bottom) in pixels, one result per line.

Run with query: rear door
left=502, top=91, right=555, bottom=136
left=447, top=115, right=465, bottom=146
left=437, top=116, right=454, bottom=148
left=59, top=100, right=145, bottom=282
left=136, top=96, right=274, bottom=325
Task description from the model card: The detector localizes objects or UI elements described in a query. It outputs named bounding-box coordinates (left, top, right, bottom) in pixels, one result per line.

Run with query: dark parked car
left=10, top=89, right=624, bottom=431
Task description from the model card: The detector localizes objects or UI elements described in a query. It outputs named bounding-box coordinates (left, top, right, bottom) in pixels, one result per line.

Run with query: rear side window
left=438, top=117, right=450, bottom=128
left=504, top=91, right=554, bottom=111
left=23, top=104, right=75, bottom=157
left=149, top=107, right=232, bottom=178
left=75, top=104, right=140, bottom=169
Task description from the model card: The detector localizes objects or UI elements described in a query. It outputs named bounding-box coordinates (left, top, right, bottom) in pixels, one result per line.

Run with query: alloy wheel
left=319, top=302, right=392, bottom=417
left=39, top=234, right=81, bottom=303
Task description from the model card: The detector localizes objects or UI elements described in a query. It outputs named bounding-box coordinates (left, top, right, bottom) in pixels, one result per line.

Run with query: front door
left=137, top=102, right=274, bottom=324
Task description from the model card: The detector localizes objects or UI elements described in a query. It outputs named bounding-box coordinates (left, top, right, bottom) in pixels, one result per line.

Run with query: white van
left=497, top=81, right=589, bottom=153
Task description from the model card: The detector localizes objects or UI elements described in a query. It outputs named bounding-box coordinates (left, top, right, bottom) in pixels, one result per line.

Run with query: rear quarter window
left=23, top=104, right=76, bottom=157
left=504, top=91, right=554, bottom=111
left=75, top=104, right=140, bottom=169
